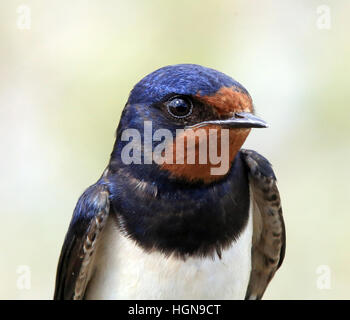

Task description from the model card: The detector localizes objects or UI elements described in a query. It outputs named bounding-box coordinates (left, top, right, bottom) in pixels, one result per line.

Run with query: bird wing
left=54, top=182, right=110, bottom=300
left=241, top=149, right=286, bottom=300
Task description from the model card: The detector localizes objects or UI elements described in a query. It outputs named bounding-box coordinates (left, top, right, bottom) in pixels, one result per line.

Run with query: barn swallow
left=54, top=64, right=285, bottom=300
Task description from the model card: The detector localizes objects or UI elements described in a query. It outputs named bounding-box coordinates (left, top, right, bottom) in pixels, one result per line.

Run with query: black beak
left=185, top=112, right=268, bottom=129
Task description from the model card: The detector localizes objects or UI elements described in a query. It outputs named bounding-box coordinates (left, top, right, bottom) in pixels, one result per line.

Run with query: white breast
left=85, top=201, right=253, bottom=300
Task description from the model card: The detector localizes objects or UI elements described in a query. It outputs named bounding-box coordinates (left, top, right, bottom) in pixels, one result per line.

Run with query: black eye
left=165, top=96, right=193, bottom=118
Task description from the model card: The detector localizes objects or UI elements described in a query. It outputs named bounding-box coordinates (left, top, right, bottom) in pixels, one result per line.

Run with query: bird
left=54, top=64, right=285, bottom=300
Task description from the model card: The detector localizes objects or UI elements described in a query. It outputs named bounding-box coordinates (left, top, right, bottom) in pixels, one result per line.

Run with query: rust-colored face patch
left=160, top=126, right=250, bottom=183
left=196, top=86, right=253, bottom=115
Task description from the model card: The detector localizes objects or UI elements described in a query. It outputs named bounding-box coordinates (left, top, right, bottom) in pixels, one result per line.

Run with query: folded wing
left=54, top=183, right=110, bottom=300
left=241, top=149, right=286, bottom=300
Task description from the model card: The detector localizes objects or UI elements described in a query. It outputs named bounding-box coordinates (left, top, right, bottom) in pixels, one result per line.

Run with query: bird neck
left=107, top=151, right=251, bottom=258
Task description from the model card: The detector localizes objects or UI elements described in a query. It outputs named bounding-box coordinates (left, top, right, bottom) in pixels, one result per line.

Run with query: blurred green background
left=0, top=0, right=349, bottom=299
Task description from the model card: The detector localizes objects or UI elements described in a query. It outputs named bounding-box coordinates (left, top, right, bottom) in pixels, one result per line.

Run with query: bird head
left=112, top=64, right=267, bottom=184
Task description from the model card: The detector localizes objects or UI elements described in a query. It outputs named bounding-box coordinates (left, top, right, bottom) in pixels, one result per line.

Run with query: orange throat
left=160, top=126, right=250, bottom=183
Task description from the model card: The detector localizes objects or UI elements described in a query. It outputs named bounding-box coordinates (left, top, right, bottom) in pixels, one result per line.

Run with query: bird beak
left=185, top=112, right=268, bottom=129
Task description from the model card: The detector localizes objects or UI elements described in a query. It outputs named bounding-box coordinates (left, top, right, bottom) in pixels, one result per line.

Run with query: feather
left=53, top=182, right=110, bottom=300
left=241, top=149, right=286, bottom=300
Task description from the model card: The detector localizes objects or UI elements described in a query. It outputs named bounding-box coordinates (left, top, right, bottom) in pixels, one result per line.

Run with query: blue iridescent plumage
left=128, top=64, right=248, bottom=104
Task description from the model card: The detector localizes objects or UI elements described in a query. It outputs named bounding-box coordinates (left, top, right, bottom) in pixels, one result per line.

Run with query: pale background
left=0, top=0, right=349, bottom=299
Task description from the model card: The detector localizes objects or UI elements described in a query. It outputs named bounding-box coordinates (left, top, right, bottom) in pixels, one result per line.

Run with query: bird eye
left=165, top=96, right=193, bottom=118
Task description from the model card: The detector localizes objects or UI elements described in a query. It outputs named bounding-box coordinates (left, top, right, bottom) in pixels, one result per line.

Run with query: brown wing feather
left=54, top=183, right=110, bottom=300
left=241, top=149, right=286, bottom=300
